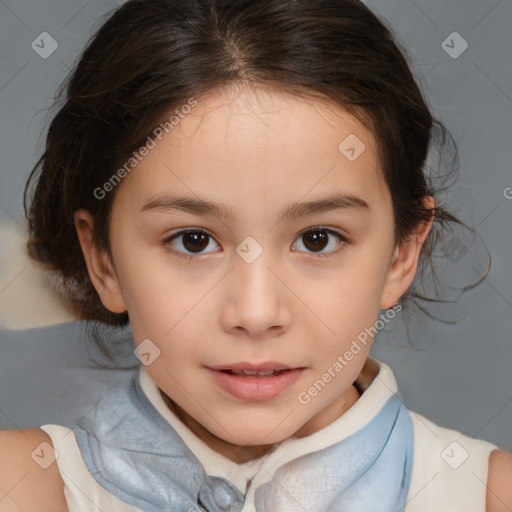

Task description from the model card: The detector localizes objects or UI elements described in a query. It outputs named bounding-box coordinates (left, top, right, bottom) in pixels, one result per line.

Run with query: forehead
left=114, top=83, right=389, bottom=215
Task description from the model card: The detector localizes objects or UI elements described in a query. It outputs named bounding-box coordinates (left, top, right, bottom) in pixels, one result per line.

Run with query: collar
left=72, top=357, right=414, bottom=512
left=136, top=356, right=384, bottom=490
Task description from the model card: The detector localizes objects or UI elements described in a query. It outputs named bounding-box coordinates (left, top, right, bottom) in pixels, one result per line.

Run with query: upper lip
left=207, top=362, right=300, bottom=371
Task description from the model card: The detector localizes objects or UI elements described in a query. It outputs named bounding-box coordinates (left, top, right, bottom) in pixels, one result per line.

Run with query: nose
left=220, top=250, right=292, bottom=339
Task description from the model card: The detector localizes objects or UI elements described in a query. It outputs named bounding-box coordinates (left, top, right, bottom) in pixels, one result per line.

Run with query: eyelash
left=162, top=226, right=351, bottom=260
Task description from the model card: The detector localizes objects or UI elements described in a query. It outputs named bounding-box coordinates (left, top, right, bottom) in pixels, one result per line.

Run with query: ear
left=74, top=209, right=127, bottom=314
left=380, top=196, right=435, bottom=309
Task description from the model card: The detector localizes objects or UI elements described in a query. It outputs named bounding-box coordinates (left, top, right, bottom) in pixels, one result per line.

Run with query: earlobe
left=380, top=196, right=435, bottom=310
left=73, top=209, right=127, bottom=314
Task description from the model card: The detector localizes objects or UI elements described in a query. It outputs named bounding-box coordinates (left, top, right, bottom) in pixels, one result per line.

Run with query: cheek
left=127, top=278, right=204, bottom=343
left=313, top=252, right=390, bottom=349
left=110, top=240, right=194, bottom=336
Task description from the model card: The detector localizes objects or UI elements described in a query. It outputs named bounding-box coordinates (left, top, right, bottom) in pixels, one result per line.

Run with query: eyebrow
left=140, top=192, right=370, bottom=221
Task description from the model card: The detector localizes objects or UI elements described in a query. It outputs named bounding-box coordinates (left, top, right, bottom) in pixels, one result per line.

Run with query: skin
left=74, top=82, right=435, bottom=463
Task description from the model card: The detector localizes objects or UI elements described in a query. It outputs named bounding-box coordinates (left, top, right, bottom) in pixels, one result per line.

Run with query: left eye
left=292, top=227, right=346, bottom=256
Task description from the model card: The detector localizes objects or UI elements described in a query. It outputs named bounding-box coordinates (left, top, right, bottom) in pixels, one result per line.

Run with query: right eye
left=163, top=229, right=221, bottom=258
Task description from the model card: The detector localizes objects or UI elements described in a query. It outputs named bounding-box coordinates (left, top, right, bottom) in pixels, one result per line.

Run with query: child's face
left=77, top=84, right=427, bottom=450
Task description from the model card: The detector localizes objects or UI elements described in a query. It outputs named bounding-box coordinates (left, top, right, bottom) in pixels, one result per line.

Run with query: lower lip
left=207, top=368, right=305, bottom=401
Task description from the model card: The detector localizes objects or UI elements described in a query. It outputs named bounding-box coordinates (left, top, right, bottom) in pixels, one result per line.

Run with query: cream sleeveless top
left=40, top=358, right=498, bottom=512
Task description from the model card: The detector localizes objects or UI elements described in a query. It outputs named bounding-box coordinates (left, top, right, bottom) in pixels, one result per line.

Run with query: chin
left=215, top=415, right=303, bottom=447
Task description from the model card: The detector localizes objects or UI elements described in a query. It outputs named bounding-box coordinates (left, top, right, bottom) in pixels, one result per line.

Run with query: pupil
left=183, top=232, right=208, bottom=252
left=303, top=231, right=327, bottom=252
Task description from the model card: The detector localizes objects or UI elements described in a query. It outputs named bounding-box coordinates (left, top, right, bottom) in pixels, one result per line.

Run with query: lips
left=225, top=369, right=286, bottom=377
left=206, top=362, right=305, bottom=400
left=207, top=362, right=297, bottom=378
left=208, top=362, right=296, bottom=372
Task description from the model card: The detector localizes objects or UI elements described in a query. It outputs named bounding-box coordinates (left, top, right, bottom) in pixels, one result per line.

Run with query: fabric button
left=198, top=475, right=244, bottom=511
left=212, top=483, right=232, bottom=509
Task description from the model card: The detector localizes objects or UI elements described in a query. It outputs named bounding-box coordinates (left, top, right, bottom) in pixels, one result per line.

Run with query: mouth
left=206, top=362, right=306, bottom=400
left=219, top=368, right=290, bottom=377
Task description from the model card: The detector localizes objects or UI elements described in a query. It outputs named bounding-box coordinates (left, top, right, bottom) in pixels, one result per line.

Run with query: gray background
left=0, top=0, right=511, bottom=452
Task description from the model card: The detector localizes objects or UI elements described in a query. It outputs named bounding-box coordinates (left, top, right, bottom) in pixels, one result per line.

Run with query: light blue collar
left=73, top=367, right=414, bottom=511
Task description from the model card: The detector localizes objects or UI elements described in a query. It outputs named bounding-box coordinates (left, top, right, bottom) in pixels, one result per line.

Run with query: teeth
left=230, top=369, right=279, bottom=376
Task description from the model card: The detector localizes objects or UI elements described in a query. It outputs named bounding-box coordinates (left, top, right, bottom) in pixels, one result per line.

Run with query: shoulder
left=0, top=428, right=67, bottom=512
left=406, top=411, right=501, bottom=511
left=486, top=448, right=512, bottom=512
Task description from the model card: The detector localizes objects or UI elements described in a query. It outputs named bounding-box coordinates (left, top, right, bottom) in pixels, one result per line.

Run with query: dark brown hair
left=24, top=0, right=487, bottom=360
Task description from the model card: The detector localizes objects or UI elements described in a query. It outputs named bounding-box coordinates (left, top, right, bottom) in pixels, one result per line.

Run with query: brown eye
left=293, top=227, right=346, bottom=256
left=302, top=230, right=329, bottom=252
left=182, top=232, right=209, bottom=252
left=165, top=229, right=219, bottom=256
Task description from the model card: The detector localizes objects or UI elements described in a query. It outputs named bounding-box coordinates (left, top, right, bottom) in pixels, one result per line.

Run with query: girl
left=1, top=0, right=511, bottom=511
